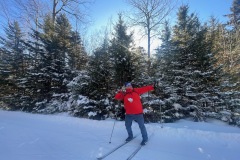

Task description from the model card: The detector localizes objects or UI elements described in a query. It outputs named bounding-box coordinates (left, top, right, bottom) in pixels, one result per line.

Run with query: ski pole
left=109, top=119, right=116, bottom=144
left=109, top=102, right=119, bottom=144
left=160, top=102, right=163, bottom=128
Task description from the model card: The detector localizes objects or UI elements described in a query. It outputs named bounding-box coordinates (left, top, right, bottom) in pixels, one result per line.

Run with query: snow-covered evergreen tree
left=88, top=38, right=113, bottom=98
left=69, top=31, right=88, bottom=70
left=223, top=0, right=240, bottom=90
left=109, top=14, right=136, bottom=86
left=153, top=5, right=222, bottom=122
left=0, top=48, right=12, bottom=102
left=0, top=21, right=26, bottom=77
left=131, top=46, right=150, bottom=86
left=17, top=14, right=75, bottom=112
left=0, top=21, right=27, bottom=109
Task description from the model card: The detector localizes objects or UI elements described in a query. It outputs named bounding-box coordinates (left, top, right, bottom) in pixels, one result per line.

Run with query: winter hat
left=125, top=82, right=132, bottom=87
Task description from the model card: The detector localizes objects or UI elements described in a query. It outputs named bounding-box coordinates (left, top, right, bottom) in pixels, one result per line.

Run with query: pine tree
left=88, top=38, right=113, bottom=99
left=0, top=49, right=12, bottom=99
left=17, top=14, right=74, bottom=112
left=154, top=5, right=221, bottom=122
left=223, top=0, right=240, bottom=90
left=216, top=0, right=240, bottom=125
left=0, top=21, right=27, bottom=109
left=69, top=31, right=88, bottom=70
left=109, top=14, right=135, bottom=86
left=156, top=21, right=172, bottom=60
left=51, top=13, right=73, bottom=94
left=0, top=21, right=26, bottom=78
left=155, top=20, right=174, bottom=83
left=225, top=0, right=240, bottom=28
left=70, top=38, right=114, bottom=119
left=15, top=15, right=54, bottom=111
left=130, top=47, right=149, bottom=86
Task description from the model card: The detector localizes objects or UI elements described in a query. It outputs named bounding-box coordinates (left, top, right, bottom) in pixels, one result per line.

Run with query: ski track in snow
left=0, top=110, right=239, bottom=160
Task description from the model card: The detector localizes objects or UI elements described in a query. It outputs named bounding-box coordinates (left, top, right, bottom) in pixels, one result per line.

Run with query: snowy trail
left=0, top=110, right=240, bottom=160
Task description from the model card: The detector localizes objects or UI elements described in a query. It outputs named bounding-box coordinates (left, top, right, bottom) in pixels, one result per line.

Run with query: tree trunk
left=52, top=0, right=57, bottom=23
left=148, top=28, right=151, bottom=58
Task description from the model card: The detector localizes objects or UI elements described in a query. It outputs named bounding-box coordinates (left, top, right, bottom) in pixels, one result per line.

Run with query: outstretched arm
left=134, top=85, right=154, bottom=95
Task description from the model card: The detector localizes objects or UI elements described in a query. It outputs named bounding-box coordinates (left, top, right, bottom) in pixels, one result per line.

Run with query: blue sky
left=0, top=0, right=233, bottom=34
left=89, top=0, right=232, bottom=30
left=0, top=0, right=233, bottom=53
left=181, top=0, right=232, bottom=22
left=87, top=0, right=233, bottom=53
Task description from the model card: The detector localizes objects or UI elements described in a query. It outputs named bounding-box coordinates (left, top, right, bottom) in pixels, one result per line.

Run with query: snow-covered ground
left=0, top=110, right=239, bottom=160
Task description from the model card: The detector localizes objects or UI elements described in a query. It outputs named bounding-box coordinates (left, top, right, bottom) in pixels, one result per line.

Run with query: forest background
left=0, top=0, right=239, bottom=126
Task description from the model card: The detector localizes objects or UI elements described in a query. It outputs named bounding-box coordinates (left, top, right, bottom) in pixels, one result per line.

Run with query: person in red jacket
left=114, top=82, right=154, bottom=145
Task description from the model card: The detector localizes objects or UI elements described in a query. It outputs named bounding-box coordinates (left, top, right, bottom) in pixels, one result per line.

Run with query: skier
left=114, top=82, right=154, bottom=145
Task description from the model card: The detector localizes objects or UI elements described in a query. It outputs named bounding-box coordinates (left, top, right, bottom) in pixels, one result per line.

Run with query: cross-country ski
left=97, top=135, right=138, bottom=160
left=126, top=145, right=142, bottom=160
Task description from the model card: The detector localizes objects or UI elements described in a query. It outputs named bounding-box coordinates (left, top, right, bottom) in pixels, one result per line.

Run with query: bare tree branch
left=0, top=1, right=14, bottom=26
left=52, top=0, right=92, bottom=25
left=127, top=0, right=178, bottom=58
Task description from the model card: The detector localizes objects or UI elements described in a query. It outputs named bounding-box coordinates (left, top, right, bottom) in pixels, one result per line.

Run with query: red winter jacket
left=114, top=85, right=154, bottom=114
